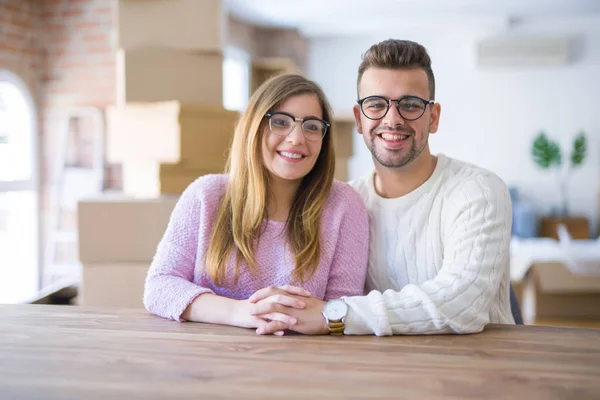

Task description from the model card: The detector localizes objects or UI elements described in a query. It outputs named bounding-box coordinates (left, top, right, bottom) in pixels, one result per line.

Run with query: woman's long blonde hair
left=205, top=73, right=336, bottom=286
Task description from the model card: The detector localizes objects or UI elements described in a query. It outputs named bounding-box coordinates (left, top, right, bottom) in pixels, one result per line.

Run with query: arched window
left=0, top=69, right=39, bottom=304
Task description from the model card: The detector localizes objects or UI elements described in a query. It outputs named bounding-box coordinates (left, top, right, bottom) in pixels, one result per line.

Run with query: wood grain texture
left=1, top=304, right=599, bottom=400
left=534, top=317, right=600, bottom=329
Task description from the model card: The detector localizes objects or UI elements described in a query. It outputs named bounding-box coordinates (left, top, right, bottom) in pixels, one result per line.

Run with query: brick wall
left=0, top=0, right=43, bottom=112
left=0, top=0, right=45, bottom=282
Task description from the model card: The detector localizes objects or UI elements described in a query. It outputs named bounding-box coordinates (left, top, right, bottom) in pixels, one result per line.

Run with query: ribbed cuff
left=342, top=297, right=375, bottom=335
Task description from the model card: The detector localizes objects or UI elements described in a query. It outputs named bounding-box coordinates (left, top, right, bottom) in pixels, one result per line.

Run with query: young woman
left=143, top=73, right=369, bottom=334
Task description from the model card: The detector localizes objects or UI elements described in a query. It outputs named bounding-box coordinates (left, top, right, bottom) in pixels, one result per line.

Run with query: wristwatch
left=322, top=299, right=348, bottom=335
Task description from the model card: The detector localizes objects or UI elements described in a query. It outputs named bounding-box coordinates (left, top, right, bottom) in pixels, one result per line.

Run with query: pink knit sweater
left=143, top=174, right=369, bottom=321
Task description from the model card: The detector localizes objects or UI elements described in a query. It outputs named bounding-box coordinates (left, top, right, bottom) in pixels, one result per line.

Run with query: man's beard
left=368, top=126, right=428, bottom=169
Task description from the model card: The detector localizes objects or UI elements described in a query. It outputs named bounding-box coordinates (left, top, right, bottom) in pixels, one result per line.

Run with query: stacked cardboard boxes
left=106, top=101, right=237, bottom=197
left=111, top=0, right=239, bottom=197
left=78, top=196, right=178, bottom=308
left=78, top=0, right=237, bottom=307
left=116, top=0, right=226, bottom=106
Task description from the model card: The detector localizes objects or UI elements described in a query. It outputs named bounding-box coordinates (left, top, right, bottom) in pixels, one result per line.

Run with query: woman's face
left=262, top=93, right=326, bottom=184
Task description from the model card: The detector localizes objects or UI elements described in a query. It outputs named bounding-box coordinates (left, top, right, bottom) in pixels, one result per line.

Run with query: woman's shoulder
left=327, top=180, right=368, bottom=213
left=184, top=173, right=229, bottom=199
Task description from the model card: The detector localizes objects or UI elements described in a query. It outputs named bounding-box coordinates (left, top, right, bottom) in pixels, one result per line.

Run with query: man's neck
left=267, top=178, right=301, bottom=221
left=373, top=149, right=437, bottom=199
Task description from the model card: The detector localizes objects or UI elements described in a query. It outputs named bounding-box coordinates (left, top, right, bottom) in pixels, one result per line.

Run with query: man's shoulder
left=348, top=173, right=373, bottom=202
left=440, top=155, right=510, bottom=204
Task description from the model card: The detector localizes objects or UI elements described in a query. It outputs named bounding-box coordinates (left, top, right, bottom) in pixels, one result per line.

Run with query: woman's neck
left=267, top=178, right=301, bottom=222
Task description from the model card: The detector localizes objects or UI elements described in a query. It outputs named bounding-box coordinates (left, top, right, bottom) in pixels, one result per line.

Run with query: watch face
left=323, top=299, right=348, bottom=320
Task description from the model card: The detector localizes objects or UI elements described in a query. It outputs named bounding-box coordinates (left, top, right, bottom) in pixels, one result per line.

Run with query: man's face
left=353, top=67, right=440, bottom=169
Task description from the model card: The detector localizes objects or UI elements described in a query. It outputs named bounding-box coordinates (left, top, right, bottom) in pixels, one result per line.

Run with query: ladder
left=45, top=107, right=105, bottom=285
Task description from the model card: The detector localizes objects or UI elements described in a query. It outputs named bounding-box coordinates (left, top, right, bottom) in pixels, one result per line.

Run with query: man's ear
left=429, top=103, right=441, bottom=134
left=353, top=105, right=363, bottom=134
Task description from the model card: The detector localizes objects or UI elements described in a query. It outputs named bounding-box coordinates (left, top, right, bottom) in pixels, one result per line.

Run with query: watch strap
left=327, top=320, right=345, bottom=335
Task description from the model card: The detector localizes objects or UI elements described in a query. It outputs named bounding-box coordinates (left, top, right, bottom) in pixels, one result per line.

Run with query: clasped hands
left=238, top=285, right=329, bottom=336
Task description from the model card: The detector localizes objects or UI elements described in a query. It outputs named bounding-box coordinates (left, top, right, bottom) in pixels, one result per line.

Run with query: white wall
left=308, top=22, right=600, bottom=236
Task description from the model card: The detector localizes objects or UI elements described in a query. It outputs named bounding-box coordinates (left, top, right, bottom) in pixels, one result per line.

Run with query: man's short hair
left=357, top=39, right=435, bottom=99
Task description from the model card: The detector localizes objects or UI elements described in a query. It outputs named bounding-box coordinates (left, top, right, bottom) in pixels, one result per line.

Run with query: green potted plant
left=531, top=131, right=587, bottom=216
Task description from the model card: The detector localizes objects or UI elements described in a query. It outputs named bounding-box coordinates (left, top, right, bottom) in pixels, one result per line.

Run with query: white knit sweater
left=345, top=154, right=515, bottom=336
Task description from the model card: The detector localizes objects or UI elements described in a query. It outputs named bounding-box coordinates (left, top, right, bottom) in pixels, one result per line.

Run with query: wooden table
left=1, top=305, right=599, bottom=399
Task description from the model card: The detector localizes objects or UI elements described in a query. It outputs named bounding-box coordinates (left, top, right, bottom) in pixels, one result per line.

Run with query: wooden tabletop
left=1, top=305, right=599, bottom=399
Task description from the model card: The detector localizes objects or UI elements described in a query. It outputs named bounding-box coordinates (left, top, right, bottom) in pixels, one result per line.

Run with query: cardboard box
left=107, top=101, right=238, bottom=165
left=120, top=162, right=161, bottom=198
left=335, top=157, right=349, bottom=182
left=521, top=262, right=600, bottom=322
left=159, top=162, right=224, bottom=195
left=250, top=57, right=298, bottom=93
left=116, top=49, right=224, bottom=105
left=332, top=115, right=354, bottom=180
left=81, top=262, right=149, bottom=308
left=540, top=216, right=589, bottom=240
left=117, top=0, right=225, bottom=52
left=78, top=195, right=178, bottom=263
left=332, top=117, right=355, bottom=158
left=120, top=161, right=225, bottom=197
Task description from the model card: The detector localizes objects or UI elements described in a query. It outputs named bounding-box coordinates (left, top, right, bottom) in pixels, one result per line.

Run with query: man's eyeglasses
left=357, top=95, right=434, bottom=121
left=265, top=112, right=330, bottom=142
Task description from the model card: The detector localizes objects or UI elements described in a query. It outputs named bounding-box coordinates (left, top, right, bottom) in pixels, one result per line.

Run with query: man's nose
left=382, top=101, right=405, bottom=126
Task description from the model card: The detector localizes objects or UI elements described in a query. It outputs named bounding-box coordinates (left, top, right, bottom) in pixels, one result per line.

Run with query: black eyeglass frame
left=265, top=111, right=331, bottom=140
left=357, top=95, right=435, bottom=121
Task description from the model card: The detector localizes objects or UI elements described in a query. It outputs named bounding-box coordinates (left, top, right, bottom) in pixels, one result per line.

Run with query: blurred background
left=0, top=0, right=599, bottom=328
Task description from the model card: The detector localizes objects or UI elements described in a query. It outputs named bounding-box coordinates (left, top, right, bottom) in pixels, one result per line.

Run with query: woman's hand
left=242, top=285, right=313, bottom=335
left=248, top=286, right=328, bottom=336
left=247, top=285, right=310, bottom=328
left=231, top=299, right=282, bottom=332
left=231, top=299, right=297, bottom=335
left=230, top=286, right=310, bottom=335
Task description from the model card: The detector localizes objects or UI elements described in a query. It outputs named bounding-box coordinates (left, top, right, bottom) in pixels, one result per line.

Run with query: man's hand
left=248, top=286, right=329, bottom=336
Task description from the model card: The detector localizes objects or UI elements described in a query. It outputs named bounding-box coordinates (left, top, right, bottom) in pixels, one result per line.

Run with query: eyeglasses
left=265, top=112, right=330, bottom=142
left=357, top=95, right=434, bottom=121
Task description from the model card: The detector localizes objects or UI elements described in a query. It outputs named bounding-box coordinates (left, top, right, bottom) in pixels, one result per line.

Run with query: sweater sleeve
left=343, top=174, right=512, bottom=336
left=143, top=178, right=215, bottom=321
left=323, top=187, right=370, bottom=300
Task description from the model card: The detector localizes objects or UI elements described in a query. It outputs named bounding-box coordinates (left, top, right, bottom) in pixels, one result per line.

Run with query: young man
left=249, top=39, right=516, bottom=336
